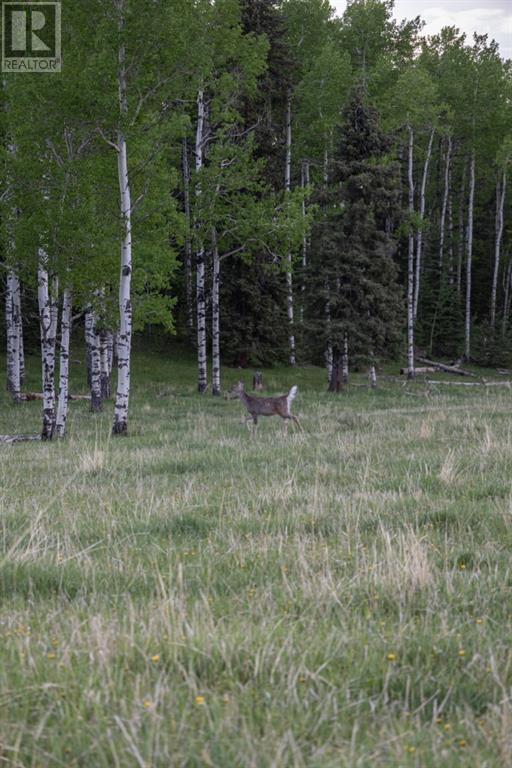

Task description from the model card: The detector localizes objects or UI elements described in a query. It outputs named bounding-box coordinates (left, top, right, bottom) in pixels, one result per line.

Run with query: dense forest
left=1, top=0, right=511, bottom=437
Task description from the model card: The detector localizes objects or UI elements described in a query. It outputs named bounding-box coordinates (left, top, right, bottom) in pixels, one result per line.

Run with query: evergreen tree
left=306, top=85, right=404, bottom=388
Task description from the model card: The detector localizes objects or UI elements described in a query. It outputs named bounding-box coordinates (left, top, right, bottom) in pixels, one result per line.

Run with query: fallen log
left=426, top=379, right=512, bottom=387
left=0, top=434, right=41, bottom=444
left=416, top=357, right=477, bottom=377
left=20, top=392, right=91, bottom=401
left=401, top=366, right=437, bottom=375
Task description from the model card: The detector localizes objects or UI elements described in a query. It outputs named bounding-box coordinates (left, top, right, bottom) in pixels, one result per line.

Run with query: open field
left=2, top=345, right=512, bottom=766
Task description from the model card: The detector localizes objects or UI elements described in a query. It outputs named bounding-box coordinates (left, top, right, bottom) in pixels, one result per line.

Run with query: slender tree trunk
left=90, top=314, right=102, bottom=413
left=328, top=346, right=342, bottom=392
left=100, top=330, right=111, bottom=399
left=457, top=158, right=467, bottom=298
left=112, top=7, right=133, bottom=435
left=491, top=170, right=506, bottom=331
left=50, top=275, right=59, bottom=364
left=414, top=127, right=435, bottom=319
left=195, top=88, right=207, bottom=394
left=464, top=151, right=475, bottom=361
left=5, top=270, right=21, bottom=401
left=16, top=286, right=24, bottom=388
left=84, top=308, right=94, bottom=387
left=182, top=136, right=194, bottom=339
left=38, top=251, right=56, bottom=440
left=369, top=360, right=377, bottom=388
left=211, top=228, right=221, bottom=396
left=342, top=334, right=349, bottom=385
left=406, top=125, right=415, bottom=379
left=107, top=331, right=114, bottom=380
left=438, top=135, right=452, bottom=273
left=55, top=287, right=72, bottom=437
left=285, top=91, right=296, bottom=366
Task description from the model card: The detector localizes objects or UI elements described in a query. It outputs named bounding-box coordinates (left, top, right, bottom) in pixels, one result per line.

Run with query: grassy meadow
left=2, top=341, right=512, bottom=766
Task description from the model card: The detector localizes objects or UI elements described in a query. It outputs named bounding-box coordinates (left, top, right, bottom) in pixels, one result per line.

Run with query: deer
left=232, top=381, right=303, bottom=433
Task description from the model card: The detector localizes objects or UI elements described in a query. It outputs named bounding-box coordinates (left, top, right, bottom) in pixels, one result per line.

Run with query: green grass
left=1, top=341, right=512, bottom=766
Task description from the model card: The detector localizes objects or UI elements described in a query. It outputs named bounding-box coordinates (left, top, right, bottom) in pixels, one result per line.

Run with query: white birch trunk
left=464, top=151, right=475, bottom=361
left=195, top=88, right=207, bottom=394
left=50, top=275, right=59, bottom=366
left=211, top=229, right=221, bottom=396
left=55, top=287, right=72, bottom=438
left=406, top=126, right=415, bottom=379
left=414, top=127, right=435, bottom=319
left=38, top=251, right=56, bottom=440
left=107, top=331, right=114, bottom=378
left=369, top=363, right=377, bottom=388
left=438, top=135, right=452, bottom=273
left=491, top=170, right=506, bottom=330
left=112, top=7, right=133, bottom=435
left=5, top=270, right=21, bottom=401
left=182, top=136, right=194, bottom=339
left=342, top=334, right=349, bottom=385
left=15, top=280, right=24, bottom=387
left=285, top=91, right=296, bottom=366
left=90, top=313, right=102, bottom=412
left=84, top=308, right=94, bottom=387
left=100, top=330, right=111, bottom=399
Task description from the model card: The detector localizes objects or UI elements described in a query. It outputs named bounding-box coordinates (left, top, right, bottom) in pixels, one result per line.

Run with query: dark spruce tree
left=218, top=0, right=293, bottom=367
left=306, top=85, right=404, bottom=389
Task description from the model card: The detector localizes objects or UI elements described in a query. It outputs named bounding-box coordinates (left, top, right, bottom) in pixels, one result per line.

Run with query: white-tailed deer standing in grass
left=233, top=381, right=303, bottom=432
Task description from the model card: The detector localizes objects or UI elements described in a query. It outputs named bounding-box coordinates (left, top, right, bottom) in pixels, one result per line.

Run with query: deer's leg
left=291, top=415, right=304, bottom=433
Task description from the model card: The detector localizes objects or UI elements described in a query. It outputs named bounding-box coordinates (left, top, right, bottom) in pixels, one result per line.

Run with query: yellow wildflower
left=151, top=654, right=160, bottom=662
left=195, top=695, right=205, bottom=705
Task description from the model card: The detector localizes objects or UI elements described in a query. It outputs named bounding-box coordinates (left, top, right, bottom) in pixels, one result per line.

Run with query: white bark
left=414, top=127, right=435, bottom=319
left=90, top=313, right=102, bottom=412
left=369, top=363, right=377, bottom=389
left=464, top=151, right=475, bottom=361
left=182, top=136, right=194, bottom=338
left=5, top=270, right=21, bottom=401
left=211, top=228, right=221, bottom=396
left=112, top=8, right=133, bottom=435
left=85, top=308, right=94, bottom=387
left=107, top=331, right=114, bottom=378
left=100, top=330, right=111, bottom=399
left=15, top=279, right=24, bottom=387
left=438, top=135, right=452, bottom=273
left=38, top=251, right=56, bottom=440
left=342, top=334, right=349, bottom=385
left=285, top=91, right=296, bottom=366
left=406, top=125, right=415, bottom=379
left=491, top=170, right=506, bottom=330
left=195, top=88, right=207, bottom=394
left=55, top=287, right=72, bottom=438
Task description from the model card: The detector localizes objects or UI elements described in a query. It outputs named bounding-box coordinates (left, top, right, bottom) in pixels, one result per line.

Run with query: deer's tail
left=287, top=385, right=298, bottom=411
